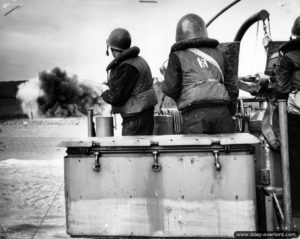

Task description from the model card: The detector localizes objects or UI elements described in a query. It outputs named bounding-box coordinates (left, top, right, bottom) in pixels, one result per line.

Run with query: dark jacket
left=162, top=38, right=238, bottom=115
left=274, top=38, right=300, bottom=99
left=102, top=46, right=157, bottom=117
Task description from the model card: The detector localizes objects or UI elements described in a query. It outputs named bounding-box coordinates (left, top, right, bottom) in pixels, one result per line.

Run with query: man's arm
left=162, top=52, right=183, bottom=101
left=223, top=53, right=239, bottom=115
left=102, top=64, right=139, bottom=106
left=274, top=55, right=294, bottom=99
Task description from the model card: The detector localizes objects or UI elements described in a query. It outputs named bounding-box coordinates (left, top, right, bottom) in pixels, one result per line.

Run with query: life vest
left=111, top=56, right=158, bottom=116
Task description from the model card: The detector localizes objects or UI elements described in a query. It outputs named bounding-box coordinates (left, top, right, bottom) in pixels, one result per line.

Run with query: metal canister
left=95, top=116, right=114, bottom=137
left=153, top=115, right=174, bottom=135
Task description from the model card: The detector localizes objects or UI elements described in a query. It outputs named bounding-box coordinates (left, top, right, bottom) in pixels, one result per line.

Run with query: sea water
left=0, top=158, right=67, bottom=239
left=0, top=118, right=90, bottom=239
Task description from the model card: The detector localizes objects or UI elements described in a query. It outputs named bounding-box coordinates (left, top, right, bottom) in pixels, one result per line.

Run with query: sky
left=1, top=0, right=300, bottom=83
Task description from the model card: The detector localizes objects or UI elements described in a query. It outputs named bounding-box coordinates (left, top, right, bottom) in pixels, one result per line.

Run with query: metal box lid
left=60, top=133, right=259, bottom=148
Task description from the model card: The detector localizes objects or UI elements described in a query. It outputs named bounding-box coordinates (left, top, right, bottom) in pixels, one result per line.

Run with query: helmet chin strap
left=106, top=46, right=109, bottom=56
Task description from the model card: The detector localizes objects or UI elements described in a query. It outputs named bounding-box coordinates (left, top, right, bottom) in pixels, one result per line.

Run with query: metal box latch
left=152, top=150, right=161, bottom=172
left=93, top=151, right=101, bottom=172
left=212, top=150, right=222, bottom=171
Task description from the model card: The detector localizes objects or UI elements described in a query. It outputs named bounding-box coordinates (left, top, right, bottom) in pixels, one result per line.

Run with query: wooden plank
left=265, top=195, right=275, bottom=231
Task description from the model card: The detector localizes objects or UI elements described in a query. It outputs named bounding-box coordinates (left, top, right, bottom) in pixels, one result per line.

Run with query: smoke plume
left=17, top=67, right=109, bottom=118
left=16, top=77, right=43, bottom=119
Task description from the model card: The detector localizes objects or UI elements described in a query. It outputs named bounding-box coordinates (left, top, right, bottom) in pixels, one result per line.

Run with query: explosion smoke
left=17, top=67, right=109, bottom=118
left=16, top=77, right=43, bottom=119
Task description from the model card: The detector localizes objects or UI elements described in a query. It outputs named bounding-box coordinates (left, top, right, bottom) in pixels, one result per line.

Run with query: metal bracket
left=93, top=151, right=101, bottom=172
left=152, top=150, right=161, bottom=172
left=212, top=150, right=222, bottom=171
left=261, top=169, right=271, bottom=185
left=272, top=192, right=284, bottom=225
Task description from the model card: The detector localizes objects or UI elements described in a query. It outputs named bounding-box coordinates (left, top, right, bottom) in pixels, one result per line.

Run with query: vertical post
left=265, top=195, right=274, bottom=231
left=87, top=109, right=95, bottom=137
left=278, top=99, right=292, bottom=230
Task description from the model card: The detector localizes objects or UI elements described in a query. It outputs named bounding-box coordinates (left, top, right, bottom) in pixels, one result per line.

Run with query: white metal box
left=62, top=133, right=259, bottom=238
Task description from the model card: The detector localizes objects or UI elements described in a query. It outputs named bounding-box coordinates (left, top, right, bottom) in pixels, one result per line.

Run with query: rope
left=251, top=21, right=260, bottom=72
left=0, top=223, right=9, bottom=239
left=262, top=19, right=272, bottom=51
left=31, top=183, right=64, bottom=239
left=267, top=17, right=272, bottom=38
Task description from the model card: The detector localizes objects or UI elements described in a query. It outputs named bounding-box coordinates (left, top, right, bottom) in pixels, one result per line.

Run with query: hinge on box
left=93, top=151, right=101, bottom=173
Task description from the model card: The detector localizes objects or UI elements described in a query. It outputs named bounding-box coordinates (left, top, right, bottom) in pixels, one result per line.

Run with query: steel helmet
left=291, top=16, right=300, bottom=37
left=106, top=28, right=131, bottom=51
left=175, top=14, right=208, bottom=42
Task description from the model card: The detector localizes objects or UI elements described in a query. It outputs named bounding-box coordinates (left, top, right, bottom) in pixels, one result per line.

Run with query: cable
left=31, top=183, right=64, bottom=239
left=0, top=223, right=9, bottom=239
left=251, top=21, right=259, bottom=72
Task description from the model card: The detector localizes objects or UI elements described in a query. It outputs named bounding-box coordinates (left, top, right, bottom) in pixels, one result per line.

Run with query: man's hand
left=100, top=83, right=110, bottom=93
left=159, top=59, right=168, bottom=76
left=94, top=84, right=110, bottom=97
left=160, top=65, right=167, bottom=76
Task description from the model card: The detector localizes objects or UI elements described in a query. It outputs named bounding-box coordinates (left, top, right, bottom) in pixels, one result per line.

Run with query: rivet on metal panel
left=152, top=150, right=161, bottom=172
left=93, top=151, right=101, bottom=173
left=212, top=150, right=222, bottom=171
